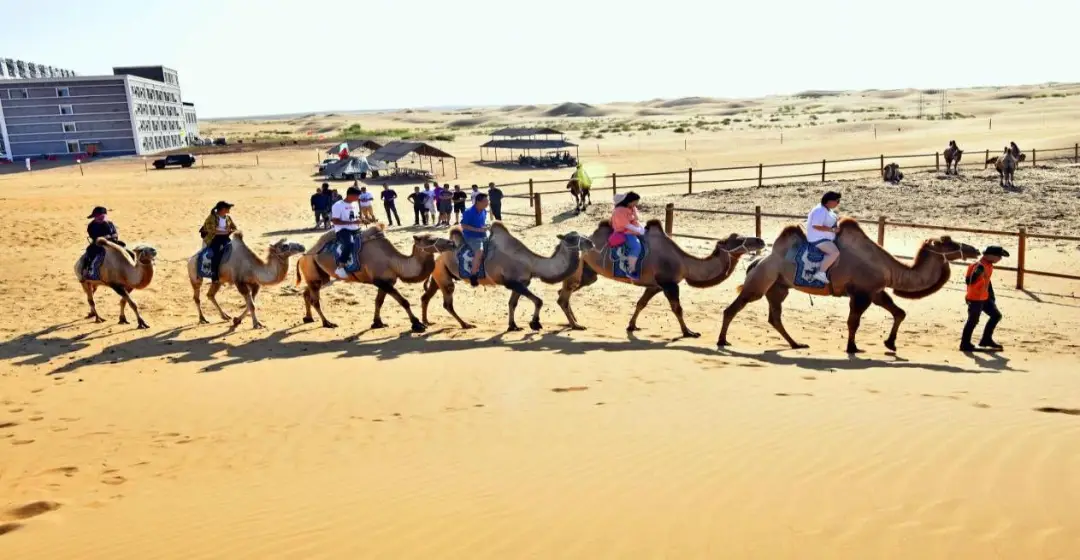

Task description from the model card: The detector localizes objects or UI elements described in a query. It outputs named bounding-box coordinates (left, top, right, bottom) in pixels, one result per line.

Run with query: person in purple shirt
left=460, top=194, right=489, bottom=286
left=380, top=184, right=400, bottom=226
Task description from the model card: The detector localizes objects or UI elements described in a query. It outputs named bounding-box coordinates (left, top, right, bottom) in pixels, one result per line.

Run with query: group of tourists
left=312, top=181, right=505, bottom=230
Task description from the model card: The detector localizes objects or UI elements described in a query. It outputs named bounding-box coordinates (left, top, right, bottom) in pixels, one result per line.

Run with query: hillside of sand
left=2, top=81, right=1080, bottom=559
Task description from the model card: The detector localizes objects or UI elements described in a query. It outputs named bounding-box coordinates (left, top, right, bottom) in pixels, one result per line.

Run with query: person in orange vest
left=960, top=245, right=1009, bottom=352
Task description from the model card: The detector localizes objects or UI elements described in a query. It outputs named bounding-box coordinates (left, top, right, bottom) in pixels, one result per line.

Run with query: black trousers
left=83, top=239, right=126, bottom=271
left=961, top=299, right=1002, bottom=344
left=490, top=202, right=502, bottom=221
left=335, top=229, right=356, bottom=266
left=413, top=206, right=428, bottom=225
left=384, top=202, right=400, bottom=225
left=208, top=235, right=231, bottom=282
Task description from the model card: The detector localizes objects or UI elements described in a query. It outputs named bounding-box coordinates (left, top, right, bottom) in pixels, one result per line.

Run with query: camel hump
left=644, top=219, right=664, bottom=232
left=234, top=231, right=244, bottom=241
left=490, top=221, right=510, bottom=234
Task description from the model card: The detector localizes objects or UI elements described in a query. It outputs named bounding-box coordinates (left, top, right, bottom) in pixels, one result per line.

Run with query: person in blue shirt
left=460, top=193, right=490, bottom=286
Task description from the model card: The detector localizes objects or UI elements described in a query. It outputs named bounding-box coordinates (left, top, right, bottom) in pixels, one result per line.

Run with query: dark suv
left=153, top=153, right=196, bottom=169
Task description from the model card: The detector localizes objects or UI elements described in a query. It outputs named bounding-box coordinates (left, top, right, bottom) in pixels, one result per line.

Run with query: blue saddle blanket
left=612, top=236, right=647, bottom=279
left=319, top=233, right=364, bottom=274
left=788, top=240, right=829, bottom=288
left=196, top=243, right=234, bottom=279
left=456, top=243, right=487, bottom=279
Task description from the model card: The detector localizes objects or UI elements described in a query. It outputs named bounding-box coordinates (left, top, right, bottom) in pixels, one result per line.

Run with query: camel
left=716, top=219, right=979, bottom=354
left=556, top=220, right=765, bottom=337
left=566, top=179, right=587, bottom=213
left=295, top=229, right=456, bottom=331
left=882, top=162, right=903, bottom=184
left=420, top=222, right=595, bottom=332
left=990, top=146, right=1020, bottom=188
left=74, top=239, right=157, bottom=329
left=187, top=233, right=306, bottom=329
left=944, top=140, right=963, bottom=175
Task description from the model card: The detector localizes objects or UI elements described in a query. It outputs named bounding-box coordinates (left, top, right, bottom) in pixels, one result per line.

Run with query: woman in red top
left=610, top=192, right=644, bottom=280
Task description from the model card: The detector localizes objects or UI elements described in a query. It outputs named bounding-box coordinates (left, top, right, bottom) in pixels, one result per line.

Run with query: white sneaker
left=812, top=271, right=829, bottom=284
left=335, top=268, right=349, bottom=279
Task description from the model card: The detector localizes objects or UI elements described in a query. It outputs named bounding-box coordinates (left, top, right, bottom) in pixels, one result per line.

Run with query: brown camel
left=566, top=179, right=585, bottom=213
left=716, top=219, right=979, bottom=353
left=187, top=233, right=306, bottom=329
left=295, top=230, right=456, bottom=331
left=556, top=220, right=765, bottom=337
left=944, top=140, right=963, bottom=175
left=882, top=162, right=903, bottom=184
left=994, top=146, right=1019, bottom=188
left=420, top=222, right=595, bottom=331
left=74, top=239, right=157, bottom=328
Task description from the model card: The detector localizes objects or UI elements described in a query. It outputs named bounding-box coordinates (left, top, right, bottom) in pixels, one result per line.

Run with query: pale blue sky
left=1, top=0, right=1073, bottom=118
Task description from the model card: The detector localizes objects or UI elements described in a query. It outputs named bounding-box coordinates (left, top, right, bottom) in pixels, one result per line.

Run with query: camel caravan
left=75, top=139, right=1026, bottom=352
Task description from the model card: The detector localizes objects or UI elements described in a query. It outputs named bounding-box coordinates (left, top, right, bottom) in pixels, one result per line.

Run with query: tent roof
left=326, top=138, right=383, bottom=154
left=489, top=127, right=564, bottom=137
left=367, top=141, right=455, bottom=162
left=481, top=139, right=578, bottom=150
left=322, top=156, right=385, bottom=176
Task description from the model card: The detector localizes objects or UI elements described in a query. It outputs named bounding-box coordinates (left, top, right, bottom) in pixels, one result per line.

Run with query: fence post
left=1032, top=148, right=1036, bottom=166
left=1075, top=143, right=1078, bottom=163
left=935, top=152, right=940, bottom=171
left=880, top=154, right=884, bottom=176
left=528, top=178, right=534, bottom=208
left=984, top=149, right=990, bottom=169
left=256, top=154, right=260, bottom=166
left=664, top=203, right=674, bottom=235
left=821, top=159, right=826, bottom=182
left=534, top=193, right=542, bottom=226
left=877, top=216, right=886, bottom=246
left=687, top=168, right=693, bottom=194
left=757, top=163, right=763, bottom=188
left=1016, top=227, right=1026, bottom=290
left=611, top=173, right=617, bottom=196
left=754, top=206, right=762, bottom=238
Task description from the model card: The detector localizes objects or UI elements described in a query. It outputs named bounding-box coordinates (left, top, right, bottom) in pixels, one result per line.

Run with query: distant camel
left=556, top=220, right=765, bottom=337
left=187, top=233, right=306, bottom=329
left=566, top=179, right=583, bottom=213
left=295, top=230, right=455, bottom=331
left=75, top=240, right=157, bottom=328
left=882, top=162, right=903, bottom=184
left=994, top=147, right=1019, bottom=188
left=944, top=140, right=963, bottom=175
left=986, top=142, right=1026, bottom=166
left=420, top=223, right=594, bottom=331
left=716, top=219, right=979, bottom=353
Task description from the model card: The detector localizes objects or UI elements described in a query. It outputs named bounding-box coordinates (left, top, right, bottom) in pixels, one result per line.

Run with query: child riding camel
left=611, top=191, right=645, bottom=280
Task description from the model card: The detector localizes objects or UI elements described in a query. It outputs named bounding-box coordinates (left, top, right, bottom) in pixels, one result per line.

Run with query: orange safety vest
left=965, top=260, right=993, bottom=301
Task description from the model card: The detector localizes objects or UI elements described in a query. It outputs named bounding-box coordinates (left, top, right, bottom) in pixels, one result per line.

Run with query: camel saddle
left=786, top=240, right=831, bottom=289
left=196, top=243, right=233, bottom=279
left=607, top=235, right=647, bottom=279
left=319, top=231, right=365, bottom=274
left=455, top=239, right=489, bottom=279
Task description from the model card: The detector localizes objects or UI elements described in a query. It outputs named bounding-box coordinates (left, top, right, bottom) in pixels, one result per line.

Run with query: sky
left=1, top=0, right=1074, bottom=119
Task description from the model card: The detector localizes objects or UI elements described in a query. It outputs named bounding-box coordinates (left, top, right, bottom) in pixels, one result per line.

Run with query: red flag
left=339, top=146, right=349, bottom=160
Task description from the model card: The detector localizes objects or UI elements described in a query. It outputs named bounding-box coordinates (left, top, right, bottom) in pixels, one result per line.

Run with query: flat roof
left=490, top=127, right=565, bottom=137
left=481, top=139, right=577, bottom=150
left=368, top=141, right=455, bottom=162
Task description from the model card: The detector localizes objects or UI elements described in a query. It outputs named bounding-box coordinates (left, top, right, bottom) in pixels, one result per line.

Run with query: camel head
left=269, top=239, right=306, bottom=259
left=716, top=233, right=766, bottom=256
left=413, top=234, right=456, bottom=254
left=555, top=231, right=595, bottom=252
left=924, top=236, right=980, bottom=261
left=132, top=245, right=157, bottom=264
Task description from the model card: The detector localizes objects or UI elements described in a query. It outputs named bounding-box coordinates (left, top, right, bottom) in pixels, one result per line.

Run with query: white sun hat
left=612, top=193, right=626, bottom=205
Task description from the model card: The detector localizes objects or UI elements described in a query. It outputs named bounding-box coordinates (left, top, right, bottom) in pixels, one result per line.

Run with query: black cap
left=87, top=206, right=108, bottom=218
left=983, top=246, right=1010, bottom=258
left=346, top=186, right=361, bottom=196
left=214, top=201, right=234, bottom=211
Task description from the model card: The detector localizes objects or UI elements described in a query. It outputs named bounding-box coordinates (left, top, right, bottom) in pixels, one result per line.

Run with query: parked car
left=318, top=157, right=340, bottom=173
left=213, top=138, right=227, bottom=146
left=153, top=154, right=196, bottom=169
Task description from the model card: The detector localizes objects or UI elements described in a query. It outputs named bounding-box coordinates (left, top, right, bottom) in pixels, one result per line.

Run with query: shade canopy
left=489, top=127, right=565, bottom=138
left=480, top=139, right=577, bottom=150
left=367, top=141, right=455, bottom=162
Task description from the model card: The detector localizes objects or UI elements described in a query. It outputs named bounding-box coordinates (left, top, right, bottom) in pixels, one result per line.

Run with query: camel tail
left=294, top=259, right=302, bottom=286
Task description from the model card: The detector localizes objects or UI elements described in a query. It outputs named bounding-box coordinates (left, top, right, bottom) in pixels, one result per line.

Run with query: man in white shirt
left=805, top=191, right=842, bottom=283
left=331, top=186, right=363, bottom=279
left=357, top=185, right=375, bottom=222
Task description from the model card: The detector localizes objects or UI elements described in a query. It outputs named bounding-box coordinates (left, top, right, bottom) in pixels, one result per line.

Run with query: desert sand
left=2, top=84, right=1080, bottom=559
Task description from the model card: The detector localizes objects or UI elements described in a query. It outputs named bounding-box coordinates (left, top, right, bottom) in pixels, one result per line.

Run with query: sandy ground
left=3, top=84, right=1080, bottom=559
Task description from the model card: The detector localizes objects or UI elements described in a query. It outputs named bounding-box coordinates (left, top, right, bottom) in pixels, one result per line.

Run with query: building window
left=62, top=122, right=77, bottom=133
left=0, top=90, right=6, bottom=100
left=13, top=89, right=28, bottom=99
left=56, top=87, right=70, bottom=98
left=66, top=140, right=80, bottom=154
left=59, top=104, right=74, bottom=115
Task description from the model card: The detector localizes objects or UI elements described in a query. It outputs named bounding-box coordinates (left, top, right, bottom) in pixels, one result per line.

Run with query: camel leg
left=625, top=286, right=662, bottom=332
left=717, top=284, right=769, bottom=347
left=83, top=283, right=104, bottom=323
left=206, top=282, right=231, bottom=322
left=232, top=283, right=263, bottom=329
left=427, top=280, right=473, bottom=329
left=373, top=279, right=425, bottom=333
left=765, top=284, right=807, bottom=349
left=110, top=284, right=148, bottom=329
left=871, top=291, right=906, bottom=351
left=556, top=264, right=596, bottom=330
left=305, top=283, right=336, bottom=328
left=192, top=279, right=210, bottom=324
left=118, top=296, right=129, bottom=325
left=845, top=292, right=873, bottom=354
left=371, top=289, right=388, bottom=329
left=659, top=282, right=699, bottom=338
left=504, top=280, right=543, bottom=331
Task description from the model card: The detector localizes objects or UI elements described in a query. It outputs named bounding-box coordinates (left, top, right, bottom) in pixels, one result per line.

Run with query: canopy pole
left=494, top=147, right=498, bottom=162
left=441, top=158, right=445, bottom=175
left=454, top=158, right=458, bottom=179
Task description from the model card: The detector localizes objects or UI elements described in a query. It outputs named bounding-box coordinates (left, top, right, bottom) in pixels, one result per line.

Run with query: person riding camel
left=201, top=201, right=236, bottom=284
left=611, top=191, right=645, bottom=281
left=806, top=191, right=842, bottom=284
left=460, top=193, right=490, bottom=287
left=82, top=206, right=124, bottom=276
left=331, top=186, right=363, bottom=279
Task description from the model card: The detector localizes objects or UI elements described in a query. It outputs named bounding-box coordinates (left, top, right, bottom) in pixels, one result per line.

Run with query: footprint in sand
left=46, top=466, right=79, bottom=477
left=101, top=475, right=127, bottom=486
left=801, top=376, right=817, bottom=381
left=0, top=421, right=17, bottom=429
left=775, top=392, right=814, bottom=397
left=7, top=500, right=61, bottom=520
left=11, top=439, right=34, bottom=446
left=0, top=522, right=24, bottom=536
left=551, top=386, right=589, bottom=393
left=1035, top=407, right=1080, bottom=416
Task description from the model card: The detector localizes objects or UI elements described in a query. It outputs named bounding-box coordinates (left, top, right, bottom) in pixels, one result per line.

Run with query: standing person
left=960, top=246, right=1009, bottom=351
left=381, top=183, right=401, bottom=226
left=806, top=191, right=842, bottom=284
left=460, top=193, right=490, bottom=286
left=310, top=187, right=324, bottom=229
left=358, top=186, right=375, bottom=223
left=470, top=184, right=481, bottom=205
left=331, top=189, right=342, bottom=203
left=331, top=187, right=363, bottom=279
left=487, top=182, right=503, bottom=222
left=201, top=201, right=236, bottom=284
left=423, top=183, right=437, bottom=224
left=452, top=185, right=468, bottom=225
left=407, top=186, right=429, bottom=226
left=311, top=183, right=332, bottom=229
left=82, top=206, right=124, bottom=276
left=437, top=185, right=454, bottom=227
